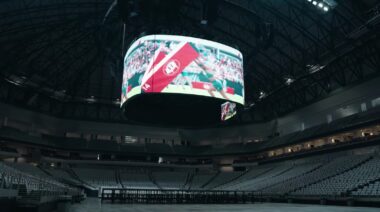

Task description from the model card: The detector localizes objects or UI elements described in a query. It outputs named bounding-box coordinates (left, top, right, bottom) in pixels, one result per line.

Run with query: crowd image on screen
left=121, top=37, right=244, bottom=104
left=121, top=40, right=181, bottom=97
left=172, top=42, right=244, bottom=92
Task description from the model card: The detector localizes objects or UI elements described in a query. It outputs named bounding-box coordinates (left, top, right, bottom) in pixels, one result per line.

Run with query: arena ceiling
left=0, top=0, right=379, bottom=125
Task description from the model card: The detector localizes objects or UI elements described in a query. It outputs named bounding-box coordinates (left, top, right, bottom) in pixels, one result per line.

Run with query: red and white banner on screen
left=141, top=42, right=199, bottom=93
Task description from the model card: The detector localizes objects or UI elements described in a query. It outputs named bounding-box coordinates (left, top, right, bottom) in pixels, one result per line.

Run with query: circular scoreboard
left=121, top=35, right=244, bottom=126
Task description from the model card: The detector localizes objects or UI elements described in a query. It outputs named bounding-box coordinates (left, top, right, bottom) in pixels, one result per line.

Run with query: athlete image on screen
left=172, top=62, right=202, bottom=90
left=193, top=50, right=230, bottom=101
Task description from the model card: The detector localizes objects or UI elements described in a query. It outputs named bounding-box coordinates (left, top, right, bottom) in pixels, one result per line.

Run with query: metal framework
left=101, top=188, right=255, bottom=204
left=0, top=0, right=379, bottom=122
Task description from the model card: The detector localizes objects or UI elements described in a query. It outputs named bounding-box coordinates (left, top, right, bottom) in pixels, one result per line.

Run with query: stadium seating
left=309, top=156, right=380, bottom=196
left=220, top=163, right=294, bottom=191
left=0, top=162, right=80, bottom=199
left=152, top=171, right=188, bottom=189
left=4, top=162, right=50, bottom=178
left=290, top=155, right=371, bottom=196
left=353, top=181, right=380, bottom=196
left=44, top=168, right=82, bottom=185
left=119, top=170, right=157, bottom=189
left=64, top=152, right=380, bottom=199
left=72, top=167, right=121, bottom=189
left=214, top=153, right=380, bottom=198
left=2, top=152, right=380, bottom=202
left=188, top=171, right=216, bottom=189
left=203, top=172, right=242, bottom=189
left=220, top=165, right=273, bottom=189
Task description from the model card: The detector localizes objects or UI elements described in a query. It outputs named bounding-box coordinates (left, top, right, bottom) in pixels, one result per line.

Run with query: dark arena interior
left=0, top=0, right=380, bottom=211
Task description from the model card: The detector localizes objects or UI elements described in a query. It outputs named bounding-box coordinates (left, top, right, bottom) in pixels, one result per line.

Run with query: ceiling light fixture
left=307, top=0, right=336, bottom=12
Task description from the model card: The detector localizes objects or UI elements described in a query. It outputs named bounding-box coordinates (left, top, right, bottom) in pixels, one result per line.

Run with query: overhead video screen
left=121, top=35, right=244, bottom=106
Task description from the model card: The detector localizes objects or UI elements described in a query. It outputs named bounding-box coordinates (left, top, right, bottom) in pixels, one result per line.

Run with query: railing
left=101, top=188, right=255, bottom=204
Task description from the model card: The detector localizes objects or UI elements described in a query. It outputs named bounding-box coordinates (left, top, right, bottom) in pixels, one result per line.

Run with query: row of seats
left=353, top=181, right=380, bottom=196
left=8, top=151, right=377, bottom=199
left=188, top=172, right=216, bottom=189
left=204, top=172, right=242, bottom=189
left=291, top=155, right=371, bottom=196
left=152, top=171, right=188, bottom=190
left=0, top=162, right=80, bottom=197
left=73, top=167, right=121, bottom=189
left=120, top=171, right=157, bottom=189
left=71, top=167, right=219, bottom=191
left=5, top=162, right=50, bottom=178
left=214, top=153, right=380, bottom=197
left=220, top=164, right=294, bottom=191
left=45, top=168, right=82, bottom=184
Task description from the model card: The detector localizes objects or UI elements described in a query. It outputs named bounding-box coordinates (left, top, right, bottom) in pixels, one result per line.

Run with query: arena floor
left=67, top=198, right=380, bottom=212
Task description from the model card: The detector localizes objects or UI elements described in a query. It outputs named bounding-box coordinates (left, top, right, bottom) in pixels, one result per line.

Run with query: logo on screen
left=163, top=59, right=181, bottom=76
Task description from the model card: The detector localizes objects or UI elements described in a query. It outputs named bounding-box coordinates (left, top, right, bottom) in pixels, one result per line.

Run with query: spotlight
left=307, top=0, right=337, bottom=12
left=285, top=77, right=294, bottom=85
left=259, top=91, right=267, bottom=99
left=200, top=20, right=208, bottom=25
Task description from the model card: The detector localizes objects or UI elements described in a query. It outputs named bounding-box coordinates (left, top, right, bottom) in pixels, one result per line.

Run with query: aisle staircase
left=148, top=171, right=162, bottom=190
left=201, top=172, right=220, bottom=189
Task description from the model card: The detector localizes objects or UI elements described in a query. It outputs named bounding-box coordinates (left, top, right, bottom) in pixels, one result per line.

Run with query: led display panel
left=121, top=35, right=244, bottom=106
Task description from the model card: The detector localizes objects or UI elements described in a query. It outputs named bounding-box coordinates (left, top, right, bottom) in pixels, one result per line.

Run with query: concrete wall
left=0, top=102, right=180, bottom=139
left=275, top=77, right=380, bottom=135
